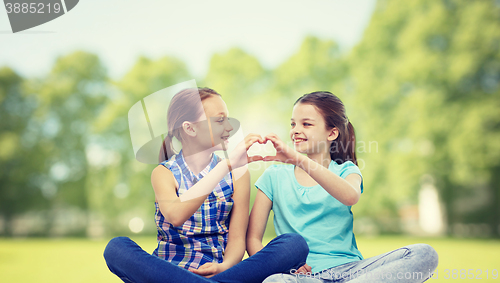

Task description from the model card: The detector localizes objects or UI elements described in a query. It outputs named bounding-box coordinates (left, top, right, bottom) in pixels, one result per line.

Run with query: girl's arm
left=190, top=168, right=251, bottom=278
left=246, top=189, right=272, bottom=256
left=247, top=188, right=313, bottom=275
left=151, top=161, right=231, bottom=227
left=153, top=134, right=264, bottom=227
left=296, top=155, right=362, bottom=206
left=264, top=134, right=362, bottom=206
left=221, top=168, right=251, bottom=268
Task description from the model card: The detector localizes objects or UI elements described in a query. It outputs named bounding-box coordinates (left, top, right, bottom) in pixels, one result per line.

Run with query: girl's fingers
left=266, top=135, right=283, bottom=147
left=265, top=133, right=280, bottom=140
left=245, top=135, right=265, bottom=149
left=190, top=269, right=207, bottom=275
left=256, top=134, right=265, bottom=144
left=263, top=135, right=278, bottom=147
left=245, top=137, right=260, bottom=149
left=264, top=133, right=276, bottom=141
left=293, top=264, right=311, bottom=274
left=193, top=263, right=212, bottom=270
left=295, top=267, right=306, bottom=274
left=248, top=155, right=264, bottom=163
left=190, top=267, right=215, bottom=276
left=262, top=155, right=278, bottom=162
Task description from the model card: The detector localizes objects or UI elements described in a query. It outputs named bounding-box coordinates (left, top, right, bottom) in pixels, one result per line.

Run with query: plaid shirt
left=153, top=150, right=234, bottom=270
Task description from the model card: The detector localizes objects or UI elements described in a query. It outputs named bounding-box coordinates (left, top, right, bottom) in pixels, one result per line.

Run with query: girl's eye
left=291, top=123, right=296, bottom=127
left=304, top=123, right=312, bottom=126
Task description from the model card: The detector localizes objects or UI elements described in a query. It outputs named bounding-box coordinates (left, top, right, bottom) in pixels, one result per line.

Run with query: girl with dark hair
left=104, top=87, right=308, bottom=283
left=247, top=91, right=438, bottom=282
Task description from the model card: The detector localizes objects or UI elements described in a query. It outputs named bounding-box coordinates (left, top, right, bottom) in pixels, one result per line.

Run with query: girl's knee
left=276, top=233, right=309, bottom=258
left=409, top=243, right=439, bottom=270
left=103, top=237, right=130, bottom=262
left=420, top=244, right=438, bottom=268
left=262, top=273, right=291, bottom=283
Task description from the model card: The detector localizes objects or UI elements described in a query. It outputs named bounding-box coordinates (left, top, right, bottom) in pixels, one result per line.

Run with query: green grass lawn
left=0, top=236, right=499, bottom=282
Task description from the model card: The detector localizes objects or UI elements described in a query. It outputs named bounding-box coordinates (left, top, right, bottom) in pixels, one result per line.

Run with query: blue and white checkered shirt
left=153, top=150, right=234, bottom=270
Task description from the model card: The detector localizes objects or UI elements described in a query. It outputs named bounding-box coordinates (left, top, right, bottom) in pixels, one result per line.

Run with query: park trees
left=347, top=0, right=500, bottom=235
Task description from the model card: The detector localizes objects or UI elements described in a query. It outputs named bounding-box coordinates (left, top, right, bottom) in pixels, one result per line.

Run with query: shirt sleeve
left=254, top=165, right=276, bottom=202
left=339, top=161, right=364, bottom=194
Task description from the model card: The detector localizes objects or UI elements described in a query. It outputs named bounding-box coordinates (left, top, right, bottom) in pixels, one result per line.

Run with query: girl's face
left=197, top=95, right=233, bottom=150
left=290, top=103, right=338, bottom=156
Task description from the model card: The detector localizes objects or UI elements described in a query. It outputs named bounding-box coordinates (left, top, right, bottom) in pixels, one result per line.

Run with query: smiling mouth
left=221, top=136, right=229, bottom=141
left=293, top=138, right=307, bottom=143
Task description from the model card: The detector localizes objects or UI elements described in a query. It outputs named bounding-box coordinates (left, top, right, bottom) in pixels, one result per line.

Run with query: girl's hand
left=263, top=133, right=301, bottom=165
left=228, top=133, right=265, bottom=169
left=189, top=262, right=225, bottom=278
left=294, top=263, right=312, bottom=275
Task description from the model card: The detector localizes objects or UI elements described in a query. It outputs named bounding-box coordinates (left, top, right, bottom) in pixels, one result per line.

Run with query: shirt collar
left=176, top=149, right=218, bottom=184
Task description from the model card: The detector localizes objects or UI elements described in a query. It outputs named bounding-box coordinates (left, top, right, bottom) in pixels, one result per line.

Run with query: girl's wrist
left=218, top=261, right=232, bottom=272
left=216, top=159, right=232, bottom=174
left=294, top=154, right=308, bottom=168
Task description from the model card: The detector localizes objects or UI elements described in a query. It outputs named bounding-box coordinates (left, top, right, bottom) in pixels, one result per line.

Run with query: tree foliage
left=347, top=0, right=500, bottom=235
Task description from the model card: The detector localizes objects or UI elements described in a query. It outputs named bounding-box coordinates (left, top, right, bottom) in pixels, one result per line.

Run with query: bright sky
left=0, top=0, right=376, bottom=79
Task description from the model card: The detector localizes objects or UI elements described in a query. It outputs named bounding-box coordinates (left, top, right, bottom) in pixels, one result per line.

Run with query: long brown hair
left=294, top=91, right=357, bottom=165
left=159, top=87, right=221, bottom=162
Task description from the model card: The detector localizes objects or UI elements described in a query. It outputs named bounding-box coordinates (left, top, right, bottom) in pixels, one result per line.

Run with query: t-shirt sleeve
left=339, top=161, right=364, bottom=194
left=254, top=166, right=275, bottom=202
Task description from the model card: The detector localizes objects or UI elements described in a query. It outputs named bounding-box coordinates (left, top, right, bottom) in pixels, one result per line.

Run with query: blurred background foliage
left=1, top=0, right=499, bottom=239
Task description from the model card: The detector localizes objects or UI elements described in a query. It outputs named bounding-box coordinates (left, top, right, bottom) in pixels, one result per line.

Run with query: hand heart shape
left=260, top=133, right=301, bottom=164
left=228, top=133, right=301, bottom=169
left=227, top=133, right=265, bottom=168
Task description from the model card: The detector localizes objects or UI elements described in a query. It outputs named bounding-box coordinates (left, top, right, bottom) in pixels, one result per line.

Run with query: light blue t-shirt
left=255, top=160, right=364, bottom=273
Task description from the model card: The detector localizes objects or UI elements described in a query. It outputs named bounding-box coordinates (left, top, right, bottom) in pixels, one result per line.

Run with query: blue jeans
left=104, top=233, right=308, bottom=283
left=263, top=244, right=438, bottom=283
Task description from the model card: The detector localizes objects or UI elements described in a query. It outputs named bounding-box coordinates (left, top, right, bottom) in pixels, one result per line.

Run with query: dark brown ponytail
left=159, top=133, right=176, bottom=163
left=294, top=91, right=358, bottom=165
left=344, top=121, right=357, bottom=165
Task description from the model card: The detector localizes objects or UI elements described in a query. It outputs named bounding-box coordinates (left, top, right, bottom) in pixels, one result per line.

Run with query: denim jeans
left=104, top=233, right=308, bottom=283
left=263, top=244, right=439, bottom=283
